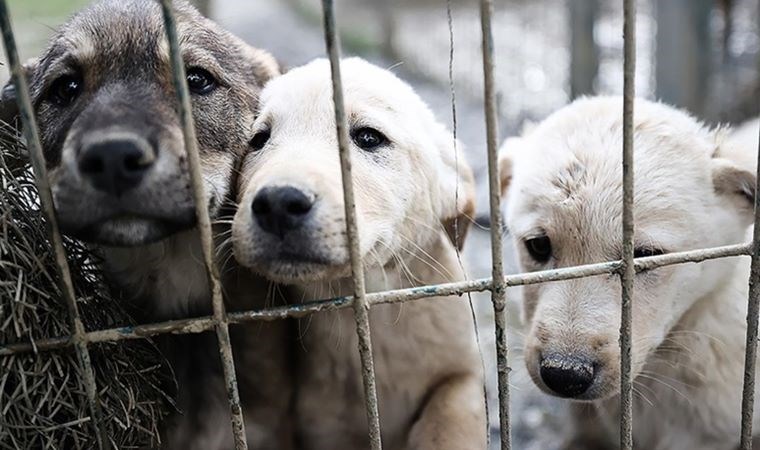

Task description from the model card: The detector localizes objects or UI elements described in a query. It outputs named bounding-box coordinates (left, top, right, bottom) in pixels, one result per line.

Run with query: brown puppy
left=1, top=1, right=290, bottom=448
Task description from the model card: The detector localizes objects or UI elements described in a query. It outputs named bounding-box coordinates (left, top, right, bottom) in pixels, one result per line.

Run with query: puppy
left=0, top=1, right=290, bottom=448
left=232, top=58, right=487, bottom=450
left=499, top=96, right=758, bottom=450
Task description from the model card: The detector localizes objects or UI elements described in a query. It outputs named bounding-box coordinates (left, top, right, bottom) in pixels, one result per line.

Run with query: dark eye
left=525, top=236, right=552, bottom=263
left=633, top=247, right=664, bottom=259
left=351, top=127, right=388, bottom=151
left=186, top=67, right=217, bottom=95
left=250, top=129, right=271, bottom=151
left=47, top=74, right=83, bottom=107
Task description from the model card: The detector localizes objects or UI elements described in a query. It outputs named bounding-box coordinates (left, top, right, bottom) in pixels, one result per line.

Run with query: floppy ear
left=434, top=128, right=475, bottom=251
left=238, top=43, right=282, bottom=83
left=712, top=157, right=756, bottom=225
left=0, top=58, right=38, bottom=127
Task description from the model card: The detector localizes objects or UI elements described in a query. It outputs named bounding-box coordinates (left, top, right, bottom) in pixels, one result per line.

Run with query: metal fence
left=0, top=0, right=758, bottom=449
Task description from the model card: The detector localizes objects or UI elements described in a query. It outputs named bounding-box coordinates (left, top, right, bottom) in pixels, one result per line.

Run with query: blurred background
left=4, top=0, right=760, bottom=448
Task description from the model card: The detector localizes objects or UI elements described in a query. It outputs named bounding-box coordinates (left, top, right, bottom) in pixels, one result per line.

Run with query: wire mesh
left=0, top=0, right=758, bottom=449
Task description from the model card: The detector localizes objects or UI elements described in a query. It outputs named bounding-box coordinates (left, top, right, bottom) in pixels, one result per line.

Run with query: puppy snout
left=539, top=354, right=596, bottom=398
left=252, top=186, right=314, bottom=239
left=78, top=138, right=155, bottom=196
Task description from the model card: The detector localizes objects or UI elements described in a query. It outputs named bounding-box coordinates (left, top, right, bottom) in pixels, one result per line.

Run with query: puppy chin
left=233, top=241, right=350, bottom=284
left=64, top=216, right=195, bottom=247
left=259, top=261, right=349, bottom=285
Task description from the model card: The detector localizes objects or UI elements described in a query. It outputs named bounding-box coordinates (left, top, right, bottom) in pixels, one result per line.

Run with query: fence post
left=620, top=0, right=636, bottom=448
left=479, top=0, right=511, bottom=448
left=319, top=1, right=383, bottom=448
left=739, top=98, right=760, bottom=450
left=0, top=2, right=109, bottom=449
left=158, top=1, right=248, bottom=448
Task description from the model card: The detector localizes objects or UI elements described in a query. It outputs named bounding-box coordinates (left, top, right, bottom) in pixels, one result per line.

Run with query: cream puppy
left=232, top=58, right=486, bottom=450
left=499, top=96, right=758, bottom=450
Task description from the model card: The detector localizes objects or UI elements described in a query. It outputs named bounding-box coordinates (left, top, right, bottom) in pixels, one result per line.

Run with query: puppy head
left=499, top=97, right=755, bottom=401
left=1, top=0, right=279, bottom=246
left=232, top=58, right=474, bottom=284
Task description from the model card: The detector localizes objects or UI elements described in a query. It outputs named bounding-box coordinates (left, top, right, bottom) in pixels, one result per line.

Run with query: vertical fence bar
left=0, top=2, right=108, bottom=449
left=319, top=1, right=383, bottom=448
left=620, top=0, right=636, bottom=448
left=158, top=2, right=248, bottom=448
left=739, top=102, right=760, bottom=450
left=479, top=0, right=511, bottom=448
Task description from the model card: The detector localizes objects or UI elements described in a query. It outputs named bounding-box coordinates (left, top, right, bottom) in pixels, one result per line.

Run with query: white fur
left=499, top=97, right=758, bottom=449
left=232, top=58, right=485, bottom=450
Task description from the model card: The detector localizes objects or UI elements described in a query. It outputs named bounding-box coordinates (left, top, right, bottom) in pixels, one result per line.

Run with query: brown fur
left=1, top=1, right=291, bottom=448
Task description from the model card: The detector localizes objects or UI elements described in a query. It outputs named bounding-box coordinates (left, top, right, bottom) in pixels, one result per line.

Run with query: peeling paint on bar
left=1, top=243, right=751, bottom=357
left=0, top=1, right=108, bottom=448
left=157, top=1, right=247, bottom=448
left=478, top=0, right=511, bottom=447
left=320, top=1, right=383, bottom=448
left=739, top=95, right=760, bottom=449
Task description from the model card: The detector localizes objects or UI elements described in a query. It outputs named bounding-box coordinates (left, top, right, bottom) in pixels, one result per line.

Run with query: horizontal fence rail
left=2, top=242, right=753, bottom=357
left=2, top=0, right=760, bottom=449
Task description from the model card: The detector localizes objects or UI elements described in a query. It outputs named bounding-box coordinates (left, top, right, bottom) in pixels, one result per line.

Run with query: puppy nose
left=78, top=138, right=154, bottom=196
left=539, top=354, right=596, bottom=398
left=252, top=186, right=314, bottom=238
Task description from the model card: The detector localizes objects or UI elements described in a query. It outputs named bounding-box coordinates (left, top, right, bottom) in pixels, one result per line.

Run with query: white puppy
left=232, top=58, right=487, bottom=450
left=499, top=97, right=758, bottom=450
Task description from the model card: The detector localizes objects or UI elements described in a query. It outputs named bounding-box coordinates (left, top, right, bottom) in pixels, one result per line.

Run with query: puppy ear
left=435, top=129, right=476, bottom=251
left=712, top=157, right=756, bottom=224
left=0, top=58, right=38, bottom=127
left=498, top=137, right=524, bottom=197
left=241, top=45, right=282, bottom=84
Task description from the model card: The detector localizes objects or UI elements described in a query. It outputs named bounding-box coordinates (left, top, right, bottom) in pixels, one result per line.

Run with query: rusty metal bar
left=319, top=1, right=383, bottom=448
left=157, top=2, right=248, bottom=448
left=1, top=242, right=751, bottom=357
left=0, top=2, right=108, bottom=448
left=739, top=94, right=760, bottom=450
left=620, top=0, right=637, bottom=448
left=479, top=0, right=511, bottom=448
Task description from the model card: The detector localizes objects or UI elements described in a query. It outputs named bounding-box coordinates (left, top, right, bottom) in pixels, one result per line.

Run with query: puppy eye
left=186, top=67, right=217, bottom=95
left=47, top=74, right=83, bottom=107
left=351, top=127, right=388, bottom=151
left=250, top=129, right=271, bottom=151
left=633, top=247, right=664, bottom=259
left=525, top=236, right=552, bottom=263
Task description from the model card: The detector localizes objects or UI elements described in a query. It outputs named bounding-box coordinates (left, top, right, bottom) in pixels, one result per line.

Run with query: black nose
left=78, top=138, right=154, bottom=196
left=539, top=354, right=596, bottom=398
left=252, top=186, right=314, bottom=238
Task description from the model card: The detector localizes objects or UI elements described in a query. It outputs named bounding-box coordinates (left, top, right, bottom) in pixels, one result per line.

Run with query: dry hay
left=0, top=122, right=172, bottom=449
